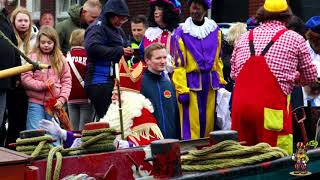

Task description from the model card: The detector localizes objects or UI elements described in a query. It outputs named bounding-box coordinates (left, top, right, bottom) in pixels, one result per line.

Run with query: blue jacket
left=84, top=0, right=129, bottom=85
left=141, top=70, right=180, bottom=139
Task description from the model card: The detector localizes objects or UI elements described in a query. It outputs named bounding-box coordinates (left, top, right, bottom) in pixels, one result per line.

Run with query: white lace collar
left=182, top=17, right=218, bottom=39
left=144, top=27, right=163, bottom=42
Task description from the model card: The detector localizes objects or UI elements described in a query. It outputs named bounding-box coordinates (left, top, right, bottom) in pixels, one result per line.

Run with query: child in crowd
left=67, top=29, right=95, bottom=130
left=21, top=26, right=72, bottom=131
left=5, top=7, right=38, bottom=146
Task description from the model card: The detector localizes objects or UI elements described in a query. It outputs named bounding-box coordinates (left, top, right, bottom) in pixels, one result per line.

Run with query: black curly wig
left=148, top=0, right=180, bottom=32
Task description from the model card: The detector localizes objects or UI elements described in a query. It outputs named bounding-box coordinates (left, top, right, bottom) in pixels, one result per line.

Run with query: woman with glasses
left=84, top=0, right=132, bottom=120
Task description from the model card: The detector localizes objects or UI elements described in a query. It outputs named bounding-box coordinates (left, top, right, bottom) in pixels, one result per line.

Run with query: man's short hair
left=131, top=14, right=148, bottom=28
left=83, top=0, right=102, bottom=13
left=144, top=43, right=165, bottom=59
left=188, top=0, right=209, bottom=10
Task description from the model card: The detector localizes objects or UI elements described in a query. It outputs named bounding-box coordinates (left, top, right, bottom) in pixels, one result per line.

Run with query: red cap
left=118, top=58, right=144, bottom=93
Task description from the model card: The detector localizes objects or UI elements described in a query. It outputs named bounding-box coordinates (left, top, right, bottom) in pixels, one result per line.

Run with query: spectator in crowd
left=101, top=58, right=164, bottom=148
left=141, top=43, right=180, bottom=139
left=222, top=22, right=247, bottom=92
left=140, top=0, right=181, bottom=79
left=10, top=7, right=38, bottom=64
left=39, top=12, right=55, bottom=27
left=286, top=15, right=307, bottom=39
left=21, top=26, right=71, bottom=132
left=4, top=0, right=17, bottom=17
left=287, top=15, right=308, bottom=110
left=56, top=0, right=102, bottom=54
left=67, top=29, right=95, bottom=130
left=130, top=14, right=148, bottom=49
left=4, top=7, right=38, bottom=146
left=300, top=16, right=320, bottom=106
left=128, top=14, right=148, bottom=65
left=231, top=0, right=317, bottom=154
left=171, top=0, right=226, bottom=140
left=84, top=0, right=132, bottom=119
left=0, top=0, right=22, bottom=146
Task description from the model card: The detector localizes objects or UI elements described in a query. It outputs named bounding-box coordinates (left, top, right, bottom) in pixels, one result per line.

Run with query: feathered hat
left=148, top=0, right=181, bottom=12
left=118, top=58, right=144, bottom=93
left=188, top=0, right=212, bottom=10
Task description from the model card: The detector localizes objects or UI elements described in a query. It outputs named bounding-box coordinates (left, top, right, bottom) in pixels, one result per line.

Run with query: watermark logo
left=290, top=142, right=312, bottom=176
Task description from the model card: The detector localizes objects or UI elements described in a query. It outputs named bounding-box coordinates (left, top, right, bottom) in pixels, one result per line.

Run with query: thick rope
left=22, top=149, right=50, bottom=156
left=53, top=152, right=62, bottom=180
left=46, top=146, right=63, bottom=180
left=182, top=151, right=286, bottom=171
left=16, top=135, right=53, bottom=145
left=181, top=140, right=289, bottom=171
left=16, top=135, right=54, bottom=159
left=15, top=128, right=117, bottom=179
left=16, top=144, right=51, bottom=151
left=81, top=133, right=110, bottom=148
left=188, top=140, right=240, bottom=156
left=81, top=128, right=116, bottom=136
left=31, top=141, right=46, bottom=157
left=81, top=135, right=116, bottom=142
left=182, top=143, right=271, bottom=162
left=61, top=128, right=117, bottom=156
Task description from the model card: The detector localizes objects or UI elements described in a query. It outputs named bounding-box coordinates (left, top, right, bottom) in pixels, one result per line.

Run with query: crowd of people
left=0, top=0, right=319, bottom=154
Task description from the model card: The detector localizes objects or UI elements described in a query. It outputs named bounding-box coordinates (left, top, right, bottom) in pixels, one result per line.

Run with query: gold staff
left=115, top=62, right=125, bottom=140
left=0, top=30, right=50, bottom=79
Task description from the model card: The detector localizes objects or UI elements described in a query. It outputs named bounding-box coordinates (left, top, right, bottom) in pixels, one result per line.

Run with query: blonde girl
left=21, top=26, right=71, bottom=130
left=10, top=7, right=38, bottom=62
left=6, top=7, right=38, bottom=146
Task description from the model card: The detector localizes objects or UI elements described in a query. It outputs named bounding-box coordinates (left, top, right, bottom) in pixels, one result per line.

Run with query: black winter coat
left=0, top=10, right=21, bottom=89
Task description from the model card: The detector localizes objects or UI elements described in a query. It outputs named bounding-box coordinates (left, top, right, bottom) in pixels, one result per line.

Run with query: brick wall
left=248, top=0, right=264, bottom=17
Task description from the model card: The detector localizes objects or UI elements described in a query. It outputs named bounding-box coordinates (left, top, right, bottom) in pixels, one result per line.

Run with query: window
left=26, top=0, right=41, bottom=20
left=56, top=0, right=81, bottom=19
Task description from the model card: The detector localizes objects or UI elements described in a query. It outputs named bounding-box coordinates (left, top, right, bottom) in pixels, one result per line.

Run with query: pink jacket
left=21, top=53, right=72, bottom=105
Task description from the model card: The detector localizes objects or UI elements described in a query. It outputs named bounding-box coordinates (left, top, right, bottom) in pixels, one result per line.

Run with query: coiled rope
left=64, top=128, right=117, bottom=156
left=16, top=128, right=117, bottom=179
left=16, top=135, right=54, bottom=159
left=181, top=140, right=289, bottom=171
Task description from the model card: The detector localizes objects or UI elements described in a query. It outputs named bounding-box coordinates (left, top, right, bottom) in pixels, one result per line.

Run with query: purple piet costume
left=171, top=0, right=226, bottom=140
